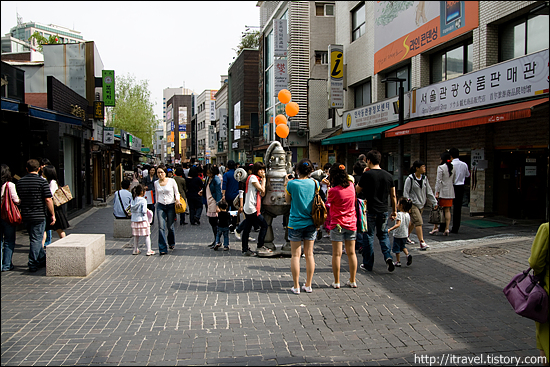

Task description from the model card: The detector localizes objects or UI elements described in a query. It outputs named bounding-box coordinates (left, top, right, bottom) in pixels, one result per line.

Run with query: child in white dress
left=131, top=184, right=154, bottom=256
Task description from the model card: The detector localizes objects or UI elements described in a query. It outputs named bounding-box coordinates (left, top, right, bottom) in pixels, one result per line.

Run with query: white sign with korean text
left=343, top=96, right=410, bottom=132
left=210, top=101, right=216, bottom=122
left=103, top=126, right=114, bottom=144
left=274, top=59, right=288, bottom=96
left=411, top=49, right=549, bottom=118
left=219, top=108, right=227, bottom=140
left=274, top=19, right=288, bottom=57
left=234, top=101, right=241, bottom=140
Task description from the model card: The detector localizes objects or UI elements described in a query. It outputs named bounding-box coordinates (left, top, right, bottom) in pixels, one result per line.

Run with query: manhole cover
left=462, top=247, right=509, bottom=256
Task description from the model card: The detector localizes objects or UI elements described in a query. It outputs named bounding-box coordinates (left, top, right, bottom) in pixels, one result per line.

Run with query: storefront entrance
left=494, top=149, right=548, bottom=220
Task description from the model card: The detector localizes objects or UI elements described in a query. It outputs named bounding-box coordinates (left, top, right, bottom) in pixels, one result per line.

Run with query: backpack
left=311, top=180, right=327, bottom=228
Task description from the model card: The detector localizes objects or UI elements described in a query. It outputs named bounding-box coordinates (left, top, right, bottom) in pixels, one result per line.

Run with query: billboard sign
left=374, top=1, right=479, bottom=74
left=274, top=19, right=288, bottom=57
left=329, top=44, right=344, bottom=108
left=274, top=59, right=288, bottom=96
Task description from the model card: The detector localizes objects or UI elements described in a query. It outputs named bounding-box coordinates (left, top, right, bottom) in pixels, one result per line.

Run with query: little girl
left=388, top=197, right=413, bottom=267
left=131, top=184, right=154, bottom=256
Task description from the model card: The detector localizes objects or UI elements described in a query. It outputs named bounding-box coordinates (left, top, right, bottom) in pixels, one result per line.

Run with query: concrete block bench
left=113, top=218, right=132, bottom=238
left=46, top=234, right=105, bottom=277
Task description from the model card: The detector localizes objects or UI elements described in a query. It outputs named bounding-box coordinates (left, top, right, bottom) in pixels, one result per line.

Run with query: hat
left=167, top=168, right=173, bottom=172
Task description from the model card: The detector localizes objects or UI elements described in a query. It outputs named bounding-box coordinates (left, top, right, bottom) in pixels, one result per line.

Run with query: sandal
left=429, top=229, right=438, bottom=235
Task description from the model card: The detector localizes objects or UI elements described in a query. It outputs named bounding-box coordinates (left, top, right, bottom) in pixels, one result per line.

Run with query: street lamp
left=381, top=77, right=406, bottom=195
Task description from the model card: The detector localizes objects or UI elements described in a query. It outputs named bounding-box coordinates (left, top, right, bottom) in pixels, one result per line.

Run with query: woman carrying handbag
left=1, top=164, right=21, bottom=272
left=154, top=165, right=182, bottom=255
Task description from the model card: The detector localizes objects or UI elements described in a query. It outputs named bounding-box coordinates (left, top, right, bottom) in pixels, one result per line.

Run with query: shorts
left=438, top=198, right=453, bottom=207
left=330, top=227, right=356, bottom=242
left=410, top=205, right=424, bottom=226
left=392, top=237, right=408, bottom=253
left=288, top=225, right=318, bottom=242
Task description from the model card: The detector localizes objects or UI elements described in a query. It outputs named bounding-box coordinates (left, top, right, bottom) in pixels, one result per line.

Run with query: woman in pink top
left=326, top=163, right=358, bottom=289
left=1, top=164, right=20, bottom=272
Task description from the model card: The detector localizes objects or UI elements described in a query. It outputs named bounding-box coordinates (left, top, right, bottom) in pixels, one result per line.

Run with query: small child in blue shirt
left=213, top=200, right=231, bottom=251
left=388, top=197, right=413, bottom=267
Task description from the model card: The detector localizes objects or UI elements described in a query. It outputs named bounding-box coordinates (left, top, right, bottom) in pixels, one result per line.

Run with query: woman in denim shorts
left=285, top=158, right=317, bottom=294
left=326, top=163, right=358, bottom=289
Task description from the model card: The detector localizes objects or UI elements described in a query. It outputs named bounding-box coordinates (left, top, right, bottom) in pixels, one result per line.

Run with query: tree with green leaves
left=106, top=74, right=158, bottom=147
left=28, top=31, right=61, bottom=52
left=234, top=30, right=260, bottom=54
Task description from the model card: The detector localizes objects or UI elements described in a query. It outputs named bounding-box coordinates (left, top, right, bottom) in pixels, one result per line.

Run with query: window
left=352, top=3, right=366, bottom=41
left=315, top=51, right=328, bottom=65
left=316, top=3, right=334, bottom=16
left=354, top=80, right=371, bottom=108
left=430, top=40, right=473, bottom=83
left=384, top=66, right=410, bottom=98
left=499, top=4, right=549, bottom=62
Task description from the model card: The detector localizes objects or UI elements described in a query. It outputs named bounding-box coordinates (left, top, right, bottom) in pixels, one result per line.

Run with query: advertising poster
left=374, top=1, right=479, bottom=74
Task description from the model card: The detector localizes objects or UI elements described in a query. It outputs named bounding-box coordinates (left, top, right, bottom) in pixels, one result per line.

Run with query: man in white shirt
left=449, top=148, right=470, bottom=234
left=113, top=180, right=133, bottom=219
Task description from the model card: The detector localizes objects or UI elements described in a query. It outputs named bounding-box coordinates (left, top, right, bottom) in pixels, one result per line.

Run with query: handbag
left=311, top=180, right=327, bottom=228
left=1, top=183, right=22, bottom=225
left=428, top=204, right=445, bottom=224
left=146, top=209, right=153, bottom=224
left=175, top=196, right=186, bottom=214
left=117, top=191, right=131, bottom=218
left=52, top=184, right=73, bottom=207
left=503, top=267, right=548, bottom=323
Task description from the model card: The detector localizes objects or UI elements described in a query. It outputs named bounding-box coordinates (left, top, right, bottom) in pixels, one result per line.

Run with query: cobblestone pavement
left=1, top=199, right=545, bottom=366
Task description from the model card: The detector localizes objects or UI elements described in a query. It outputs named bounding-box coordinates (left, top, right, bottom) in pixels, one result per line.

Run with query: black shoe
left=29, top=268, right=38, bottom=272
left=182, top=222, right=188, bottom=225
left=159, top=252, right=167, bottom=256
left=213, top=243, right=222, bottom=251
left=169, top=245, right=175, bottom=250
left=208, top=242, right=216, bottom=248
left=242, top=250, right=255, bottom=257
left=223, top=246, right=229, bottom=251
left=406, top=254, right=413, bottom=266
left=386, top=258, right=395, bottom=272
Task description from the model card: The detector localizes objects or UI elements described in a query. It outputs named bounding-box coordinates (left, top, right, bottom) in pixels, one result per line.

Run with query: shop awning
left=29, top=106, right=83, bottom=126
left=321, top=124, right=398, bottom=145
left=309, top=126, right=341, bottom=143
left=385, top=98, right=548, bottom=138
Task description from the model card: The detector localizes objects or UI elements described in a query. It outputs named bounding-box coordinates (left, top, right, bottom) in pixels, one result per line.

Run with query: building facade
left=330, top=1, right=549, bottom=220
left=166, top=94, right=193, bottom=164
left=214, top=77, right=229, bottom=165
left=7, top=20, right=85, bottom=50
left=195, top=89, right=217, bottom=164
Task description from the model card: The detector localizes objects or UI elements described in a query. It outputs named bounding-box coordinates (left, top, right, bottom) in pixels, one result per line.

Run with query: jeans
left=1, top=219, right=17, bottom=271
left=356, top=232, right=366, bottom=253
left=216, top=227, right=230, bottom=248
left=43, top=230, right=52, bottom=247
left=157, top=203, right=176, bottom=254
left=363, top=212, right=392, bottom=271
left=26, top=220, right=47, bottom=271
left=189, top=203, right=202, bottom=224
left=179, top=213, right=187, bottom=224
left=241, top=213, right=267, bottom=252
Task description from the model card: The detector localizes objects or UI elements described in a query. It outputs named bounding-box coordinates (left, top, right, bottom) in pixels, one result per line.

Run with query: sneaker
left=406, top=237, right=415, bottom=245
left=331, top=282, right=340, bottom=289
left=419, top=241, right=429, bottom=251
left=223, top=246, right=229, bottom=251
left=132, top=249, right=141, bottom=255
left=359, top=264, right=371, bottom=272
left=242, top=250, right=255, bottom=257
left=386, top=258, right=395, bottom=272
left=213, top=243, right=222, bottom=251
left=345, top=280, right=357, bottom=288
left=256, top=246, right=273, bottom=254
left=146, top=250, right=155, bottom=256
left=301, top=285, right=312, bottom=293
left=394, top=261, right=402, bottom=267
left=291, top=287, right=300, bottom=294
left=235, top=231, right=242, bottom=240
left=249, top=237, right=256, bottom=241
left=406, top=254, right=413, bottom=266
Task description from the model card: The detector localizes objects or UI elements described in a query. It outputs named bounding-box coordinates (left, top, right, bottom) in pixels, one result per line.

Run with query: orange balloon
left=285, top=102, right=299, bottom=117
left=274, top=114, right=287, bottom=126
left=276, top=123, right=289, bottom=139
left=278, top=89, right=291, bottom=104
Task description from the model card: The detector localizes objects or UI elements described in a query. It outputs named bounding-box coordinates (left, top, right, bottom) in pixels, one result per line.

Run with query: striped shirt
left=16, top=173, right=52, bottom=223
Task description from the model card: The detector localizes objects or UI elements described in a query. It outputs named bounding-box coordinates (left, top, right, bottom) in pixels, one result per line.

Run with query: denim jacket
left=130, top=196, right=148, bottom=222
left=206, top=175, right=222, bottom=203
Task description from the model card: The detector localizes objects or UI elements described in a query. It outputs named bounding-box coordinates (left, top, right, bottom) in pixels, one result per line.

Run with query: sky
left=1, top=1, right=261, bottom=120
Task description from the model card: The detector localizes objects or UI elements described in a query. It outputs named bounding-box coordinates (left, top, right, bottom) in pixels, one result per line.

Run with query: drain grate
left=462, top=246, right=509, bottom=256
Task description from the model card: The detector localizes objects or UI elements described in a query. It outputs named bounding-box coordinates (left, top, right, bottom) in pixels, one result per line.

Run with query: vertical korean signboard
left=102, top=70, right=115, bottom=107
left=274, top=19, right=288, bottom=57
left=329, top=44, right=344, bottom=108
left=274, top=59, right=288, bottom=96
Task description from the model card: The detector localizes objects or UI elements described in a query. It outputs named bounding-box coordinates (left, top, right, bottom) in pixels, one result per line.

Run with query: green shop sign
left=102, top=70, right=115, bottom=107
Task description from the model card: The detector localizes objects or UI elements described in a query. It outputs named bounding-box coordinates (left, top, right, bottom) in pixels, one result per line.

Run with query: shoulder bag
left=311, top=180, right=327, bottom=228
left=503, top=266, right=548, bottom=323
left=1, top=183, right=22, bottom=225
left=118, top=191, right=131, bottom=218
left=53, top=185, right=73, bottom=207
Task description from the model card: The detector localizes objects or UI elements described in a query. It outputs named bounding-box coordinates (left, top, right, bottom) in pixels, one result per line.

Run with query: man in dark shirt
left=16, top=159, right=56, bottom=272
left=221, top=160, right=239, bottom=233
left=356, top=150, right=397, bottom=273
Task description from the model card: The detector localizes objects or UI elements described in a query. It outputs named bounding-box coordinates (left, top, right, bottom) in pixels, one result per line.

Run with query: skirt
left=47, top=206, right=70, bottom=231
left=131, top=220, right=151, bottom=237
left=438, top=198, right=453, bottom=207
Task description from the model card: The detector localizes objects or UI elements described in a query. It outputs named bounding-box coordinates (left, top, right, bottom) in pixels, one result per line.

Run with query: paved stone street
left=1, top=198, right=545, bottom=366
